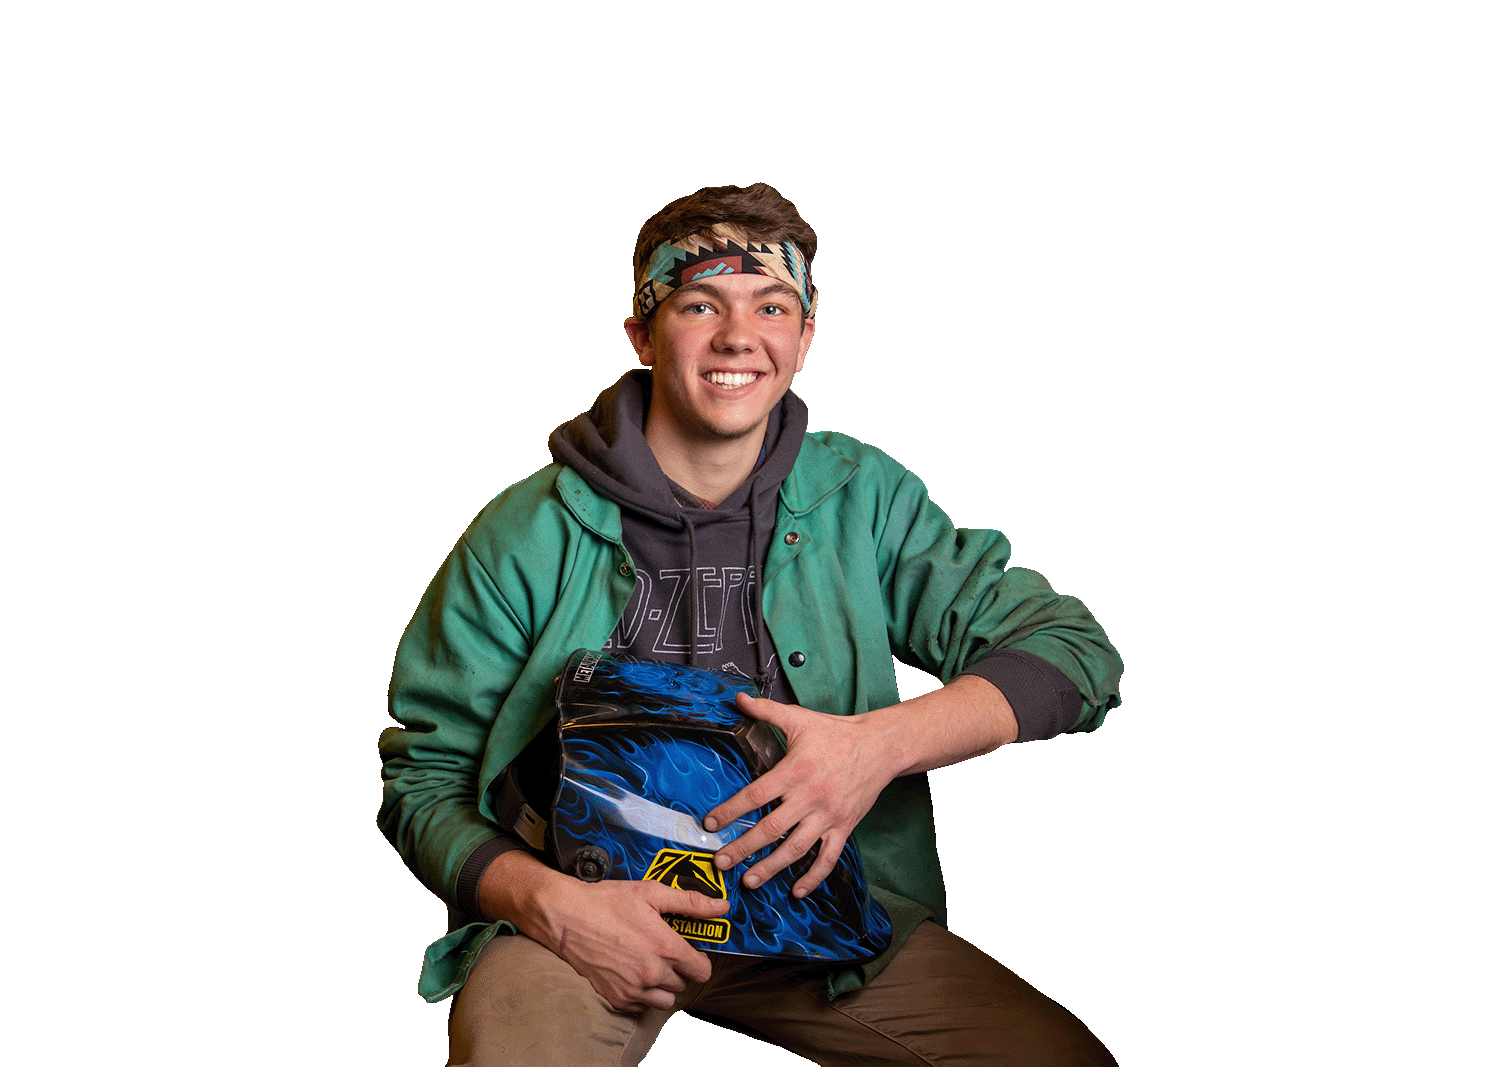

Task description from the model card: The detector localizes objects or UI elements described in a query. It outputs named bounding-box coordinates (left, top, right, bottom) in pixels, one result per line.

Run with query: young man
left=381, top=184, right=1123, bottom=1066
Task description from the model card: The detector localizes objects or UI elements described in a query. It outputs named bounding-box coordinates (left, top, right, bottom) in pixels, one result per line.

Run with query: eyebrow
left=674, top=279, right=799, bottom=303
left=752, top=281, right=799, bottom=301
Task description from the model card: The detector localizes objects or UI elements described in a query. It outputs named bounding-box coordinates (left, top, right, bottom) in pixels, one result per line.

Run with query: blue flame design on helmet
left=551, top=649, right=892, bottom=962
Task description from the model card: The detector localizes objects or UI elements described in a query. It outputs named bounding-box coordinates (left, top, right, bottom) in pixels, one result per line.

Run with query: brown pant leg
left=688, top=922, right=1116, bottom=1067
left=446, top=935, right=675, bottom=1067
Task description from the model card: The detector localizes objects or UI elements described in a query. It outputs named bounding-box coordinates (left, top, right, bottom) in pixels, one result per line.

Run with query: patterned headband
left=633, top=223, right=817, bottom=320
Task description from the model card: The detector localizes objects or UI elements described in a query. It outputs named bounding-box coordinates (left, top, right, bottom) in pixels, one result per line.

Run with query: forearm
left=865, top=673, right=1019, bottom=779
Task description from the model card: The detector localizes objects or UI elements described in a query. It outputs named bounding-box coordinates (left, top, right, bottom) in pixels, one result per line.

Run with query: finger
left=646, top=920, right=716, bottom=986
left=702, top=766, right=784, bottom=836
left=790, top=830, right=848, bottom=899
left=641, top=896, right=718, bottom=987
left=710, top=787, right=803, bottom=869
left=651, top=967, right=691, bottom=995
left=703, top=696, right=808, bottom=834
left=738, top=822, right=825, bottom=889
left=604, top=967, right=681, bottom=1014
left=671, top=945, right=715, bottom=986
left=641, top=882, right=731, bottom=918
left=632, top=986, right=678, bottom=1012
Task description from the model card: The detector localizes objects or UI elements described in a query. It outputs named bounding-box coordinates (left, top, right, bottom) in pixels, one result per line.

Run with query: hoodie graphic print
left=604, top=558, right=770, bottom=683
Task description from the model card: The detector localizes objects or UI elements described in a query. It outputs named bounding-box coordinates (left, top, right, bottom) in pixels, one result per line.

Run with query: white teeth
left=706, top=372, right=758, bottom=388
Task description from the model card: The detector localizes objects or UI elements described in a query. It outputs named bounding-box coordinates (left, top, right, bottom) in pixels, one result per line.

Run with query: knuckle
left=759, top=812, right=789, bottom=838
left=781, top=836, right=811, bottom=859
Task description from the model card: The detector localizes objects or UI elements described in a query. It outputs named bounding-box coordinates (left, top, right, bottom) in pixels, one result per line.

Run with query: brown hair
left=632, top=183, right=818, bottom=281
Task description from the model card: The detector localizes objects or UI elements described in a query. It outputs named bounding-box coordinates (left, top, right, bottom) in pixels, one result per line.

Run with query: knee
left=449, top=983, right=625, bottom=1067
left=447, top=938, right=601, bottom=1066
left=446, top=937, right=664, bottom=1067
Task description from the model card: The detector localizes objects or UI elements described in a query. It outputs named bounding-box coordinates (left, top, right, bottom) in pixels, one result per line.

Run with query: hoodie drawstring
left=681, top=479, right=771, bottom=694
left=683, top=514, right=700, bottom=670
left=746, top=477, right=770, bottom=696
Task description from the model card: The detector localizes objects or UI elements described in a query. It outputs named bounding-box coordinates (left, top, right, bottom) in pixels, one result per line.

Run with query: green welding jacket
left=379, top=430, right=1123, bottom=1002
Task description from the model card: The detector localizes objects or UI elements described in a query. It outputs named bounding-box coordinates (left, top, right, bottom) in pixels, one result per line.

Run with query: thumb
left=735, top=690, right=793, bottom=724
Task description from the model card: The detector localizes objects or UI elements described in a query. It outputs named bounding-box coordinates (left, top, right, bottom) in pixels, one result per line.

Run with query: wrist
left=861, top=703, right=925, bottom=780
left=477, top=849, right=571, bottom=938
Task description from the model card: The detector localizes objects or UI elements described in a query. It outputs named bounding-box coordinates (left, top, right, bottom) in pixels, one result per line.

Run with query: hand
left=702, top=692, right=903, bottom=899
left=535, top=876, right=729, bottom=1012
left=483, top=851, right=729, bottom=1013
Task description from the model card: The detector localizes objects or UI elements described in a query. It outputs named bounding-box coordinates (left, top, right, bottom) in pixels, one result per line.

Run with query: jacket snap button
left=789, top=652, right=806, bottom=667
left=784, top=532, right=800, bottom=545
left=619, top=563, right=632, bottom=576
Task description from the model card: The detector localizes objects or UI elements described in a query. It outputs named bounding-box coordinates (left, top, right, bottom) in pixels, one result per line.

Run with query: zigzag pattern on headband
left=634, top=224, right=817, bottom=320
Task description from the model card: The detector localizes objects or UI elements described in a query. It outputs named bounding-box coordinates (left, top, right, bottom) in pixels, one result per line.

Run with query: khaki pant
left=447, top=922, right=1116, bottom=1066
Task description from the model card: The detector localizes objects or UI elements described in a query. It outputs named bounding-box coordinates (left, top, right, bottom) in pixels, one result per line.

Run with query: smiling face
left=625, top=272, right=814, bottom=457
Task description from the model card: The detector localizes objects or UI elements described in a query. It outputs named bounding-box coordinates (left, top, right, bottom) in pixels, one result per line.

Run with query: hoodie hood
left=548, top=369, right=808, bottom=526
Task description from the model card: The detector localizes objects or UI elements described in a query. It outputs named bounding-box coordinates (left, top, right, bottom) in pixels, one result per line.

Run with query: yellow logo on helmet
left=644, top=848, right=732, bottom=944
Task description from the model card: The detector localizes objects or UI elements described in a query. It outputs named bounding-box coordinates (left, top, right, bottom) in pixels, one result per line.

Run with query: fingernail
left=703, top=817, right=718, bottom=832
left=714, top=854, right=732, bottom=869
left=743, top=874, right=760, bottom=889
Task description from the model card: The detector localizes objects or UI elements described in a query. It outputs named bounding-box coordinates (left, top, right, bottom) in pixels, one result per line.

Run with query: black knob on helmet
left=572, top=845, right=611, bottom=882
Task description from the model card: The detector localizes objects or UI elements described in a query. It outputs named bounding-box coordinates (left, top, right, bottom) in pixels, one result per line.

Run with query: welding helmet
left=495, top=649, right=892, bottom=963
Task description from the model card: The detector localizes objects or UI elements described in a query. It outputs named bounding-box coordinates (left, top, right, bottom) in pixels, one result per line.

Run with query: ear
left=624, top=317, right=654, bottom=367
left=794, top=318, right=815, bottom=373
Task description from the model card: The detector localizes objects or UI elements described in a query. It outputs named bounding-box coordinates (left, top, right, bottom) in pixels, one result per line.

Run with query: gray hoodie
left=548, top=369, right=805, bottom=701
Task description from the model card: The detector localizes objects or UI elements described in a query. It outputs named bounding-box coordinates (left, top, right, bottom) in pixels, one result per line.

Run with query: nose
left=713, top=305, right=758, bottom=353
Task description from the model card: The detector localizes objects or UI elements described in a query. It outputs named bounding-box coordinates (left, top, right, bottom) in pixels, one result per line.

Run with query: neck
left=643, top=423, right=765, bottom=507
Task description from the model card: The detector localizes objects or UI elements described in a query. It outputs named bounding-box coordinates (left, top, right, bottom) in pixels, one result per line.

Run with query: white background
left=4, top=2, right=1494, bottom=1063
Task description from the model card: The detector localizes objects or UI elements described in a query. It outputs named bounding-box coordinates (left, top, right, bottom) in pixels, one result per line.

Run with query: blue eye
left=685, top=302, right=713, bottom=315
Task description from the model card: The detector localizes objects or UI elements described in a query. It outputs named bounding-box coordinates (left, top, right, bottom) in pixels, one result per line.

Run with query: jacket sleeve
left=378, top=534, right=532, bottom=910
left=867, top=451, right=1122, bottom=737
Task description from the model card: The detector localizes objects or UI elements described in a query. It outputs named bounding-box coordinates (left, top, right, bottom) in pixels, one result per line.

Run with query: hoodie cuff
left=456, top=834, right=530, bottom=920
left=960, top=649, right=1082, bottom=743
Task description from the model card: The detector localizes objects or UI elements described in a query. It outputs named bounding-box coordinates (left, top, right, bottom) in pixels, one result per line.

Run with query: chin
left=700, top=422, right=761, bottom=442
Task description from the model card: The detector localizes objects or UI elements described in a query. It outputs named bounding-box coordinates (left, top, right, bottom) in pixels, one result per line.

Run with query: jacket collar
left=556, top=465, right=624, bottom=542
left=778, top=433, right=860, bottom=516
